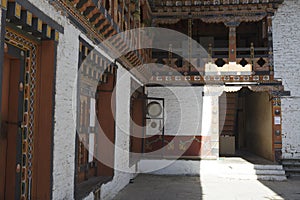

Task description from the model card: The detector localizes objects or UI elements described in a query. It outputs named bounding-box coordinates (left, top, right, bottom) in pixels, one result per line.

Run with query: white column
left=52, top=22, right=80, bottom=199
left=201, top=86, right=224, bottom=159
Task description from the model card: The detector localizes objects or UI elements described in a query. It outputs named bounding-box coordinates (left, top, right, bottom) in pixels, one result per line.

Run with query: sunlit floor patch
left=200, top=174, right=284, bottom=200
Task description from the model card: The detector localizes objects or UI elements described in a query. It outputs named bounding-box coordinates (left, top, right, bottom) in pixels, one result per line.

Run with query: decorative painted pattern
left=145, top=135, right=213, bottom=157
left=5, top=27, right=38, bottom=200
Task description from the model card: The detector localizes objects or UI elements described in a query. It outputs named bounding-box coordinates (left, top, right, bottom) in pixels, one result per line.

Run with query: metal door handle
left=4, top=121, right=24, bottom=128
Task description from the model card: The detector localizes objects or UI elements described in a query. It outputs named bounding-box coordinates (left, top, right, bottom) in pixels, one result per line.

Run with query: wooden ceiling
left=149, top=0, right=283, bottom=10
left=148, top=0, right=284, bottom=22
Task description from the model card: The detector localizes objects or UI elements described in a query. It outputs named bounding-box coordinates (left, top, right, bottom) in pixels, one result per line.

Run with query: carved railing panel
left=151, top=44, right=270, bottom=76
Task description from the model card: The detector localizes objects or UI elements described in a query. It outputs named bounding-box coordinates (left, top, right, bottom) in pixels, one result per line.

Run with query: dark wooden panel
left=32, top=41, right=55, bottom=200
left=96, top=73, right=115, bottom=177
left=0, top=10, right=7, bottom=123
left=0, top=57, right=11, bottom=200
left=130, top=96, right=145, bottom=165
left=5, top=59, right=21, bottom=200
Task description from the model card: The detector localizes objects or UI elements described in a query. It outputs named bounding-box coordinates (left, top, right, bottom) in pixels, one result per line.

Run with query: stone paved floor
left=113, top=174, right=300, bottom=200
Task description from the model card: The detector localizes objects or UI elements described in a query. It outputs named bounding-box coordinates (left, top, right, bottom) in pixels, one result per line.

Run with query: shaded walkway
left=113, top=174, right=300, bottom=200
left=113, top=175, right=202, bottom=200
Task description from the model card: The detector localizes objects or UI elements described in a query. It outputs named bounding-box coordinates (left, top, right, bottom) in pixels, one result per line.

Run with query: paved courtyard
left=113, top=174, right=300, bottom=200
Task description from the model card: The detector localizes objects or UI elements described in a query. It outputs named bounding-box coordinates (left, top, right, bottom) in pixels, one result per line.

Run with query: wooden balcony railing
left=151, top=44, right=271, bottom=76
left=206, top=44, right=270, bottom=75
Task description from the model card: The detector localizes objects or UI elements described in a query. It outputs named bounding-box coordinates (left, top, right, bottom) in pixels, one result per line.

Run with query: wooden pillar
left=33, top=40, right=56, bottom=200
left=267, top=14, right=274, bottom=74
left=0, top=9, right=7, bottom=132
left=113, top=0, right=118, bottom=23
left=130, top=96, right=144, bottom=165
left=109, top=0, right=113, bottom=15
left=96, top=73, right=116, bottom=177
left=225, top=22, right=240, bottom=63
left=229, top=26, right=236, bottom=62
left=188, top=18, right=192, bottom=72
left=272, top=96, right=282, bottom=163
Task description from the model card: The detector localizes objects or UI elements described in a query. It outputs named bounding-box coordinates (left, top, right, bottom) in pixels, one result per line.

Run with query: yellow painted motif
left=55, top=31, right=59, bottom=41
left=15, top=3, right=21, bottom=19
left=37, top=19, right=42, bottom=32
left=179, top=143, right=187, bottom=151
left=4, top=43, right=7, bottom=53
left=84, top=47, right=88, bottom=56
left=95, top=55, right=98, bottom=64
left=1, top=0, right=7, bottom=9
left=79, top=43, right=83, bottom=52
left=90, top=51, right=94, bottom=60
left=167, top=141, right=175, bottom=150
left=26, top=11, right=32, bottom=26
left=46, top=26, right=51, bottom=38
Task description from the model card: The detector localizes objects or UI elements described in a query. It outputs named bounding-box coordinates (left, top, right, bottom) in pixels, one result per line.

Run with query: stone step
left=285, top=168, right=300, bottom=175
left=220, top=174, right=287, bottom=181
left=253, top=164, right=283, bottom=170
left=282, top=162, right=300, bottom=166
left=286, top=173, right=300, bottom=177
left=285, top=168, right=300, bottom=172
left=282, top=160, right=300, bottom=164
left=282, top=158, right=300, bottom=162
left=257, top=175, right=287, bottom=181
left=219, top=165, right=286, bottom=180
left=139, top=159, right=287, bottom=181
left=221, top=167, right=284, bottom=173
left=285, top=172, right=300, bottom=178
left=282, top=159, right=300, bottom=178
left=284, top=166, right=300, bottom=171
left=254, top=170, right=285, bottom=175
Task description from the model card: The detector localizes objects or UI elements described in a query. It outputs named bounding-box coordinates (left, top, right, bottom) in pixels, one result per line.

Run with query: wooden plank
left=0, top=56, right=10, bottom=200
left=32, top=41, right=55, bottom=200
left=96, top=73, right=116, bottom=177
left=5, top=59, right=21, bottom=200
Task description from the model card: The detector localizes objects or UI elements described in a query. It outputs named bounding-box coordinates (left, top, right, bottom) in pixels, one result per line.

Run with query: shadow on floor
left=220, top=150, right=276, bottom=165
left=260, top=177, right=300, bottom=200
left=113, top=174, right=202, bottom=200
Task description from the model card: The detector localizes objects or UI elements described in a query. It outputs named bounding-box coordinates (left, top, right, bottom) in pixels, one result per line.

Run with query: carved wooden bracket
left=199, top=12, right=266, bottom=24
left=152, top=18, right=181, bottom=25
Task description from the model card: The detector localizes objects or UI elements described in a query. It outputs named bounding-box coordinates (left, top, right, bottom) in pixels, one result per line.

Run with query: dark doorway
left=219, top=88, right=275, bottom=163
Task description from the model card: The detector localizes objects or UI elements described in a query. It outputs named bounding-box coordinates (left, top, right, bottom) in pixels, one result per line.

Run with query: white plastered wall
left=146, top=86, right=203, bottom=136
left=273, top=0, right=300, bottom=159
left=99, top=66, right=141, bottom=200
left=24, top=1, right=141, bottom=199
left=26, top=0, right=80, bottom=198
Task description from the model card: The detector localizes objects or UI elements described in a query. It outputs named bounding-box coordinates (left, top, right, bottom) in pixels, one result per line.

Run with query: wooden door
left=0, top=43, right=25, bottom=200
left=130, top=96, right=145, bottom=165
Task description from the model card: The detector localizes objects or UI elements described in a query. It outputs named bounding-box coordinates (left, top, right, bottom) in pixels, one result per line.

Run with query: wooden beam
left=267, top=14, right=274, bottom=74
left=15, top=0, right=64, bottom=33
left=225, top=21, right=240, bottom=63
left=228, top=26, right=236, bottom=62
